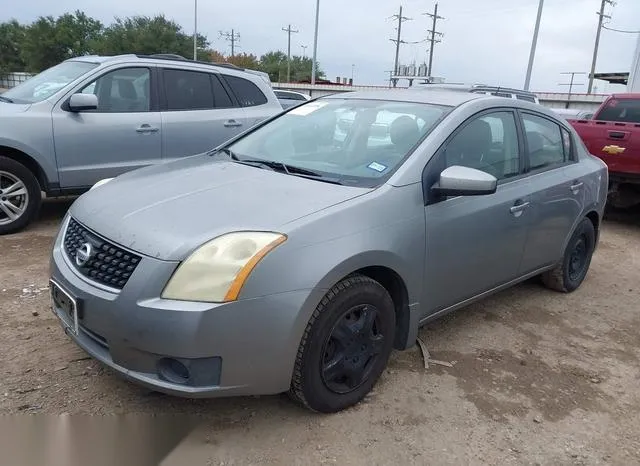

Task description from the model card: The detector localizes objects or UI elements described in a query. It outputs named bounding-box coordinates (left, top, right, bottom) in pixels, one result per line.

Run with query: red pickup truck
left=567, top=93, right=640, bottom=209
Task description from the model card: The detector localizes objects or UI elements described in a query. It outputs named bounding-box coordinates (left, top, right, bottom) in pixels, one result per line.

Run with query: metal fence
left=0, top=72, right=34, bottom=89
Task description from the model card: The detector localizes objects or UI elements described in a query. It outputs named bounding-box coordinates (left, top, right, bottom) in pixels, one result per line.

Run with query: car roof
left=66, top=54, right=263, bottom=77
left=323, top=89, right=487, bottom=107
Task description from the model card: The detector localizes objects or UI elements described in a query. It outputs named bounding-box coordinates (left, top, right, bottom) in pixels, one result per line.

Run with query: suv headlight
left=161, top=232, right=287, bottom=303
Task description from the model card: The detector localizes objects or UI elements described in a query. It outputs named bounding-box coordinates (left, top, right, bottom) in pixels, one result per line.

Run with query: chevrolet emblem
left=602, top=145, right=626, bottom=155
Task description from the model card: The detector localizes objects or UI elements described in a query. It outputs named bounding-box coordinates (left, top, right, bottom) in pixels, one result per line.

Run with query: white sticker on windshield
left=288, top=101, right=329, bottom=116
left=367, top=162, right=387, bottom=173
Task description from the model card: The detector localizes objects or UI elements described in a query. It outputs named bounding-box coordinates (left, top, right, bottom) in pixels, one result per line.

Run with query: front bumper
left=49, top=217, right=324, bottom=398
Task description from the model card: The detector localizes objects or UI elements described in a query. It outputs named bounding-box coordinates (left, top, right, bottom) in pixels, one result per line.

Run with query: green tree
left=226, top=52, right=259, bottom=69
left=94, top=15, right=209, bottom=61
left=0, top=20, right=26, bottom=76
left=258, top=51, right=324, bottom=82
left=21, top=11, right=102, bottom=72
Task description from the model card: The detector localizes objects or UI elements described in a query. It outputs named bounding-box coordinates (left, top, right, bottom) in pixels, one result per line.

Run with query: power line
left=219, top=29, right=240, bottom=57
left=282, top=24, right=299, bottom=82
left=588, top=0, right=615, bottom=94
left=602, top=25, right=640, bottom=34
left=423, top=3, right=444, bottom=77
left=389, top=6, right=412, bottom=87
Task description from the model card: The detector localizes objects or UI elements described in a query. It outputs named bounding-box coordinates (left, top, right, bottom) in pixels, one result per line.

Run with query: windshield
left=3, top=60, right=99, bottom=104
left=227, top=98, right=450, bottom=186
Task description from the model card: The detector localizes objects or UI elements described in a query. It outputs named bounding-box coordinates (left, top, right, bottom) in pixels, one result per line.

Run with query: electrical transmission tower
left=423, top=3, right=444, bottom=77
left=282, top=24, right=299, bottom=82
left=219, top=29, right=240, bottom=57
left=388, top=6, right=412, bottom=87
left=588, top=0, right=615, bottom=93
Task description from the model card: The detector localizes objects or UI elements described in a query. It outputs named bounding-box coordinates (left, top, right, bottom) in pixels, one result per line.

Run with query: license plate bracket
left=50, top=279, right=80, bottom=336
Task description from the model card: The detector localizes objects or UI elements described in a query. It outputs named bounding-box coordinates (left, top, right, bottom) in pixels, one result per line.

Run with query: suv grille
left=63, top=218, right=141, bottom=290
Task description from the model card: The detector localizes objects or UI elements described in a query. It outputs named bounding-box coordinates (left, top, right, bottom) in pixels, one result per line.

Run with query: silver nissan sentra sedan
left=49, top=89, right=608, bottom=413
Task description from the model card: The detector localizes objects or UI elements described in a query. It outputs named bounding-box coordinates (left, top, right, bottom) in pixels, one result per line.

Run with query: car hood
left=70, top=154, right=372, bottom=261
left=0, top=100, right=31, bottom=114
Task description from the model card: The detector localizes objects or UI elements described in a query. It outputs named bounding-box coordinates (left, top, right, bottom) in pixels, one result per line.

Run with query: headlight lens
left=161, top=232, right=286, bottom=303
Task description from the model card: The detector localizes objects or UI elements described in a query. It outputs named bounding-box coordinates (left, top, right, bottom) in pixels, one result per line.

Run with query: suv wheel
left=541, top=218, right=596, bottom=293
left=289, top=275, right=396, bottom=413
left=0, top=156, right=42, bottom=235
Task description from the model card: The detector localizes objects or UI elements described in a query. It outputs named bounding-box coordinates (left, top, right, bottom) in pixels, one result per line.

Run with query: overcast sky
left=5, top=0, right=640, bottom=92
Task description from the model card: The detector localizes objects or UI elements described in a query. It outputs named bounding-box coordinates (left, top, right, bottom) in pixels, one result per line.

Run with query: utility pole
left=588, top=0, right=614, bottom=94
left=301, top=45, right=308, bottom=58
left=193, top=0, right=198, bottom=60
left=559, top=72, right=586, bottom=108
left=524, top=0, right=544, bottom=90
left=423, top=3, right=444, bottom=77
left=219, top=30, right=241, bottom=57
left=311, top=0, right=320, bottom=85
left=282, top=24, right=300, bottom=82
left=389, top=6, right=412, bottom=87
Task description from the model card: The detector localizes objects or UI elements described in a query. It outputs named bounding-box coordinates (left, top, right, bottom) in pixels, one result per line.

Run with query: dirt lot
left=1, top=200, right=640, bottom=465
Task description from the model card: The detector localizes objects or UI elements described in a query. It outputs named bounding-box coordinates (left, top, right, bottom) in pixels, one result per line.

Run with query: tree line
left=0, top=11, right=325, bottom=83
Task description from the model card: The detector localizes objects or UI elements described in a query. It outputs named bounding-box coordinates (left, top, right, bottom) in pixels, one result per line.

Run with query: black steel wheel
left=289, top=275, right=396, bottom=413
left=542, top=218, right=596, bottom=293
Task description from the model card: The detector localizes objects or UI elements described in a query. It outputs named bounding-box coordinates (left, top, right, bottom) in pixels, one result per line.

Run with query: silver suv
left=0, top=54, right=283, bottom=234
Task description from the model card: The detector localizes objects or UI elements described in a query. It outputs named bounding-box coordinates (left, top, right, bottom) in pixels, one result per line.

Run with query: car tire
left=541, top=218, right=596, bottom=293
left=289, top=274, right=396, bottom=413
left=0, top=156, right=42, bottom=235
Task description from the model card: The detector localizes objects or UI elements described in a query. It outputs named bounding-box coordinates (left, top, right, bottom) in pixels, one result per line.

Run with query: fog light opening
left=157, top=358, right=190, bottom=384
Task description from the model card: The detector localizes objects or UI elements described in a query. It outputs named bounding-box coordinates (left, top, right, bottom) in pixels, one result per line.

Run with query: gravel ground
left=1, top=200, right=640, bottom=465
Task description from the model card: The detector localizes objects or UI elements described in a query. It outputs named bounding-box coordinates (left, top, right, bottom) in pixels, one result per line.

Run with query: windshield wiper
left=210, top=149, right=343, bottom=184
left=0, top=95, right=14, bottom=103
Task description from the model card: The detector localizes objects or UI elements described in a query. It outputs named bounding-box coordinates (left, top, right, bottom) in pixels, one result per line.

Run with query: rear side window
left=224, top=75, right=268, bottom=107
left=596, top=98, right=640, bottom=123
left=561, top=128, right=573, bottom=160
left=164, top=69, right=214, bottom=111
left=211, top=75, right=234, bottom=108
left=522, top=113, right=566, bottom=170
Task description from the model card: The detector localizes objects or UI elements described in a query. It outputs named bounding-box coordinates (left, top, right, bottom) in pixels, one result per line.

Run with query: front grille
left=63, top=218, right=141, bottom=290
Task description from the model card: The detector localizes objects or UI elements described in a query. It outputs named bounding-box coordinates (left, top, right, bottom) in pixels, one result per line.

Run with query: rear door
left=52, top=65, right=162, bottom=188
left=517, top=112, right=584, bottom=274
left=159, top=68, right=247, bottom=162
left=221, top=73, right=280, bottom=128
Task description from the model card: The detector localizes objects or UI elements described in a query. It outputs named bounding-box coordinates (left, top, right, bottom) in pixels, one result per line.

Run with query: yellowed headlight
left=161, top=232, right=286, bottom=302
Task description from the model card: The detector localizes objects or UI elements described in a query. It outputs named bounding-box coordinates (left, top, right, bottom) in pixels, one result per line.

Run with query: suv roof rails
left=135, top=54, right=246, bottom=72
left=470, top=84, right=538, bottom=97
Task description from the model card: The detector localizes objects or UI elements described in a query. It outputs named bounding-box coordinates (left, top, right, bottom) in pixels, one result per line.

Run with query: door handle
left=224, top=119, right=243, bottom=128
left=510, top=201, right=530, bottom=215
left=570, top=181, right=584, bottom=193
left=136, top=124, right=159, bottom=133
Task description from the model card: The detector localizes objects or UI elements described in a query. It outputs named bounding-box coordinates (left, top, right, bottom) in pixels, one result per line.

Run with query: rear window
left=596, top=98, right=640, bottom=123
left=224, top=75, right=268, bottom=107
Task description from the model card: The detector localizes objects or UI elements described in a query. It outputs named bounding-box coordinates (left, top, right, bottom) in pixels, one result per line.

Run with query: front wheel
left=289, top=275, right=396, bottom=413
left=0, top=156, right=42, bottom=235
left=541, top=218, right=596, bottom=293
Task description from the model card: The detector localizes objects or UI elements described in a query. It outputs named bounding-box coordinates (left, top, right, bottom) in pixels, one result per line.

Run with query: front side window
left=3, top=60, right=98, bottom=104
left=80, top=67, right=150, bottom=113
left=522, top=113, right=565, bottom=170
left=224, top=75, right=268, bottom=107
left=226, top=98, right=449, bottom=186
left=595, top=98, right=640, bottom=123
left=164, top=69, right=214, bottom=111
left=443, top=111, right=520, bottom=180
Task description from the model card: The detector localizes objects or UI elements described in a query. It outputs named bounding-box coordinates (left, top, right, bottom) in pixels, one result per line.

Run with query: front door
left=422, top=110, right=535, bottom=317
left=52, top=66, right=162, bottom=188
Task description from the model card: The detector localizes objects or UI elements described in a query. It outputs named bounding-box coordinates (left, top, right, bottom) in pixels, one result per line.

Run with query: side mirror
left=431, top=165, right=497, bottom=197
left=68, top=93, right=98, bottom=112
